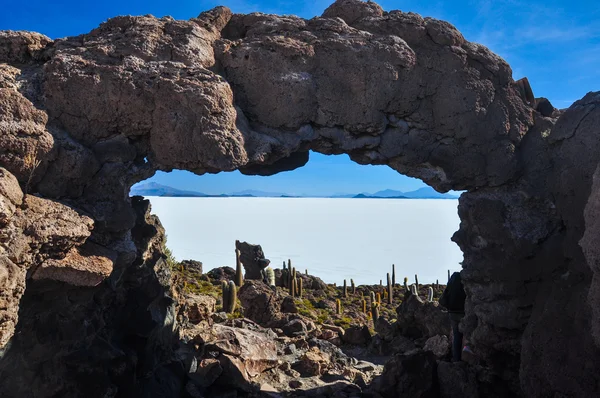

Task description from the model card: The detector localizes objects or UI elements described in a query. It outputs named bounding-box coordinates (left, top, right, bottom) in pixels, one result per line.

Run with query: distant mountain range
left=130, top=183, right=459, bottom=199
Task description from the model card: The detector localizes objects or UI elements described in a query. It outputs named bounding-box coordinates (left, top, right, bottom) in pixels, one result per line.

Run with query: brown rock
left=209, top=324, right=278, bottom=390
left=0, top=30, right=51, bottom=64
left=180, top=294, right=216, bottom=325
left=342, top=325, right=372, bottom=346
left=188, top=358, right=222, bottom=388
left=0, top=167, right=22, bottom=226
left=437, top=361, right=479, bottom=398
left=396, top=294, right=450, bottom=338
left=0, top=257, right=25, bottom=348
left=322, top=0, right=384, bottom=25
left=373, top=351, right=437, bottom=398
left=32, top=241, right=116, bottom=286
left=281, top=296, right=298, bottom=313
left=238, top=280, right=282, bottom=327
left=292, top=347, right=331, bottom=377
left=423, top=335, right=450, bottom=358
left=235, top=240, right=270, bottom=280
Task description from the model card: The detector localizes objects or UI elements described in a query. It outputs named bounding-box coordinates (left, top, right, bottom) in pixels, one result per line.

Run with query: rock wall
left=0, top=0, right=599, bottom=396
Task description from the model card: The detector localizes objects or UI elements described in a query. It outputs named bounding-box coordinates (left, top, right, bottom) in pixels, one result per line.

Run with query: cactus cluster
left=222, top=280, right=237, bottom=313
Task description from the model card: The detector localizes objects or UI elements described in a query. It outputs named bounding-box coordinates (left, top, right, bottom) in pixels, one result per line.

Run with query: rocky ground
left=171, top=255, right=461, bottom=397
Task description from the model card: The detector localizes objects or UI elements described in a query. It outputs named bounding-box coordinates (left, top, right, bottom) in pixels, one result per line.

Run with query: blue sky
left=3, top=0, right=598, bottom=195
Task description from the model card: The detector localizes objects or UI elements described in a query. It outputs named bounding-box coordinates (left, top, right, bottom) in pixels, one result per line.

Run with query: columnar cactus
left=351, top=279, right=356, bottom=295
left=427, top=286, right=434, bottom=302
left=415, top=274, right=419, bottom=291
left=372, top=303, right=380, bottom=322
left=387, top=273, right=393, bottom=305
left=282, top=268, right=288, bottom=288
left=298, top=278, right=303, bottom=297
left=370, top=291, right=376, bottom=307
left=222, top=281, right=229, bottom=311
left=343, top=279, right=347, bottom=298
left=336, top=299, right=342, bottom=315
left=448, top=269, right=450, bottom=282
left=392, top=264, right=396, bottom=287
left=410, top=284, right=418, bottom=297
left=376, top=292, right=381, bottom=305
left=362, top=299, right=367, bottom=313
left=223, top=281, right=237, bottom=313
left=290, top=276, right=296, bottom=297
left=265, top=267, right=275, bottom=287
left=436, top=279, right=439, bottom=291
left=403, top=277, right=408, bottom=292
left=305, top=269, right=308, bottom=275
left=235, top=249, right=243, bottom=287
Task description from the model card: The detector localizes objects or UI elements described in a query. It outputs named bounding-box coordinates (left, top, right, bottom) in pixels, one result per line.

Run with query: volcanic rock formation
left=0, top=0, right=599, bottom=396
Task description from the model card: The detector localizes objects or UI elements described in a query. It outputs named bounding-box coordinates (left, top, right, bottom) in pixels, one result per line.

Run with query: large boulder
left=238, top=280, right=283, bottom=327
left=343, top=325, right=372, bottom=346
left=372, top=351, right=438, bottom=398
left=322, top=0, right=384, bottom=25
left=396, top=293, right=451, bottom=338
left=437, top=361, right=479, bottom=398
left=191, top=324, right=278, bottom=392
left=235, top=240, right=270, bottom=280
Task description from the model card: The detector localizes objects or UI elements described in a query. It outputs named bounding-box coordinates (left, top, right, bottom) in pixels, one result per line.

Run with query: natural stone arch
left=0, top=0, right=599, bottom=396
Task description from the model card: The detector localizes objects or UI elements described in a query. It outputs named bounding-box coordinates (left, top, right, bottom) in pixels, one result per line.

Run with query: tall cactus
left=370, top=291, right=376, bottom=308
left=376, top=292, right=381, bottom=305
left=343, top=279, right=347, bottom=298
left=404, top=277, right=408, bottom=292
left=410, top=284, right=418, bottom=297
left=387, top=273, right=393, bottom=305
left=427, top=286, right=434, bottom=302
left=283, top=260, right=286, bottom=270
left=305, top=269, right=308, bottom=276
left=436, top=279, right=439, bottom=291
left=235, top=249, right=243, bottom=287
left=372, top=303, right=380, bottom=322
left=224, top=281, right=237, bottom=313
left=265, top=267, right=275, bottom=287
left=221, top=281, right=229, bottom=312
left=298, top=278, right=303, bottom=298
left=415, top=274, right=419, bottom=291
left=351, top=279, right=356, bottom=295
left=448, top=269, right=451, bottom=282
left=362, top=299, right=367, bottom=313
left=392, top=264, right=396, bottom=287
left=290, top=276, right=296, bottom=297
left=336, top=299, right=342, bottom=315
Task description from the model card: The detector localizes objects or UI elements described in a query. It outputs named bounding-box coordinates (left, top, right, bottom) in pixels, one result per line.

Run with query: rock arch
left=0, top=0, right=599, bottom=396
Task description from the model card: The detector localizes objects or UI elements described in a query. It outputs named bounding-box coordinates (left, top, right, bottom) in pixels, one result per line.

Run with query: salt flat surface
left=146, top=197, right=463, bottom=285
